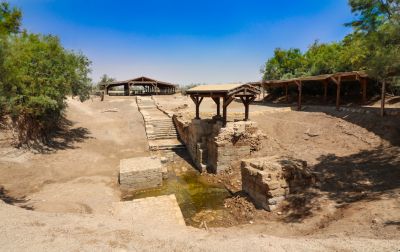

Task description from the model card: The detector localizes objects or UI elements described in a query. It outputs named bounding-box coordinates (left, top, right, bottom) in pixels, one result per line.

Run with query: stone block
left=241, top=156, right=313, bottom=211
left=119, top=156, right=163, bottom=190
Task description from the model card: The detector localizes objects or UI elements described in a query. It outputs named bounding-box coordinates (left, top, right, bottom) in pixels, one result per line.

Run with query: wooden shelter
left=261, top=71, right=370, bottom=111
left=186, top=84, right=260, bottom=126
left=102, top=76, right=176, bottom=96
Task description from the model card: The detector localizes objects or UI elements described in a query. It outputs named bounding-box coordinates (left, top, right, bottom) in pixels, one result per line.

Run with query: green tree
left=348, top=0, right=400, bottom=112
left=0, top=32, right=92, bottom=144
left=261, top=48, right=307, bottom=80
left=304, top=41, right=344, bottom=75
left=97, top=74, right=115, bottom=90
left=0, top=1, right=21, bottom=35
left=0, top=1, right=92, bottom=145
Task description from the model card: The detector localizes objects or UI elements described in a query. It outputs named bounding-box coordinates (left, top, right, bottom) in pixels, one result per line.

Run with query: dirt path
left=0, top=96, right=149, bottom=213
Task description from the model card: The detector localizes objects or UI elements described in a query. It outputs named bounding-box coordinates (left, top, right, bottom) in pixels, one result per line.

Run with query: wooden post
left=223, top=97, right=227, bottom=126
left=285, top=84, right=288, bottom=102
left=381, top=79, right=386, bottom=117
left=330, top=76, right=341, bottom=110
left=296, top=81, right=302, bottom=111
left=323, top=79, right=328, bottom=103
left=212, top=97, right=221, bottom=116
left=222, top=96, right=234, bottom=126
left=190, top=95, right=203, bottom=119
left=361, top=78, right=367, bottom=104
left=240, top=96, right=256, bottom=121
left=336, top=79, right=341, bottom=110
left=262, top=85, right=266, bottom=102
left=124, top=84, right=129, bottom=96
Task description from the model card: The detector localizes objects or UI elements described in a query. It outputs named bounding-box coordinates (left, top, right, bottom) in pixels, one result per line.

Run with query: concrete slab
left=119, top=156, right=163, bottom=190
left=112, top=194, right=186, bottom=227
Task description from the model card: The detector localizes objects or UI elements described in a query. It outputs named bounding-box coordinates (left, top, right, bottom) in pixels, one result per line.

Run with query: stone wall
left=241, top=156, right=315, bottom=211
left=173, top=115, right=265, bottom=173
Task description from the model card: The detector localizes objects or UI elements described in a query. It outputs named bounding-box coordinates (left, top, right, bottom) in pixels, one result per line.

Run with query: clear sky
left=11, top=0, right=353, bottom=85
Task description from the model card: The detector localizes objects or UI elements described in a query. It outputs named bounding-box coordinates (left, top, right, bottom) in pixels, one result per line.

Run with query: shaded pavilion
left=186, top=84, right=260, bottom=126
left=103, top=76, right=176, bottom=96
left=261, top=71, right=371, bottom=111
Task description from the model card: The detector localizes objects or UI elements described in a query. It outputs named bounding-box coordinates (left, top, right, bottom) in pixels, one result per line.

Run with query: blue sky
left=11, top=0, right=353, bottom=85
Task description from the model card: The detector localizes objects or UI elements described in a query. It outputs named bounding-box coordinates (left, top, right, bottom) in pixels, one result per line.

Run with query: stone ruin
left=173, top=115, right=265, bottom=173
left=241, top=156, right=315, bottom=211
left=119, top=156, right=166, bottom=191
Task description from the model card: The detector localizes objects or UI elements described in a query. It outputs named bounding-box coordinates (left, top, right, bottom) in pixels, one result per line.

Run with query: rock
left=160, top=157, right=168, bottom=164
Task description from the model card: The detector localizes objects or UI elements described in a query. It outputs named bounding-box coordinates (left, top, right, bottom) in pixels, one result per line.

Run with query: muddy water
left=122, top=152, right=231, bottom=227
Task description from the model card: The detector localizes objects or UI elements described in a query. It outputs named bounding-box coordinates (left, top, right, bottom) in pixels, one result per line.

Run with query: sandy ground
left=157, top=94, right=400, bottom=238
left=0, top=96, right=149, bottom=213
left=0, top=95, right=399, bottom=251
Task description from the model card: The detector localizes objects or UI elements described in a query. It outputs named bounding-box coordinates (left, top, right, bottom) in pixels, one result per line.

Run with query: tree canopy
left=0, top=2, right=21, bottom=35
left=0, top=1, right=92, bottom=145
left=97, top=74, right=116, bottom=90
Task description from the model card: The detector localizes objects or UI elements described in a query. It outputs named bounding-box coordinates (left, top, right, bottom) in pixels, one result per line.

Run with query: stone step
left=148, top=132, right=178, bottom=136
left=149, top=132, right=178, bottom=135
left=148, top=132, right=178, bottom=135
left=149, top=145, right=185, bottom=151
left=147, top=120, right=173, bottom=123
left=148, top=136, right=179, bottom=140
left=153, top=127, right=176, bottom=130
left=148, top=135, right=179, bottom=139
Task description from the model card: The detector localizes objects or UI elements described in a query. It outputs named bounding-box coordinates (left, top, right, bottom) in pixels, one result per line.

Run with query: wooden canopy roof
left=186, top=83, right=261, bottom=124
left=262, top=71, right=368, bottom=86
left=186, top=83, right=260, bottom=97
left=103, top=76, right=176, bottom=88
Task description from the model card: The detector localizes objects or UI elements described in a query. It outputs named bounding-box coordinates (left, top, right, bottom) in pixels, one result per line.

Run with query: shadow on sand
left=282, top=145, right=400, bottom=223
left=31, top=117, right=93, bottom=153
left=253, top=100, right=400, bottom=147
left=0, top=186, right=33, bottom=210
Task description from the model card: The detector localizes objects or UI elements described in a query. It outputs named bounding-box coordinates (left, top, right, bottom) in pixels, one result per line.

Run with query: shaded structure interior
left=102, top=76, right=176, bottom=96
left=255, top=71, right=378, bottom=111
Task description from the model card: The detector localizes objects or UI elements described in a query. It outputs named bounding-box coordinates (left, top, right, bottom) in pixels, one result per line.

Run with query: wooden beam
left=330, top=76, right=339, bottom=85
left=323, top=79, right=328, bottom=103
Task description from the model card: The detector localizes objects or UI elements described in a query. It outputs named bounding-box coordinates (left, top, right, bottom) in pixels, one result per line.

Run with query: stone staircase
left=137, top=97, right=184, bottom=150
left=146, top=119, right=179, bottom=140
